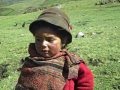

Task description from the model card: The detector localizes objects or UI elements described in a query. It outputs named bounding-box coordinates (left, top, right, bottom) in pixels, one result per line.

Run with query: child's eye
left=47, top=38, right=54, bottom=42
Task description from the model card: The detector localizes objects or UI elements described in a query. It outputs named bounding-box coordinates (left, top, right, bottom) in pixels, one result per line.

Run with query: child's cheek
left=49, top=44, right=61, bottom=55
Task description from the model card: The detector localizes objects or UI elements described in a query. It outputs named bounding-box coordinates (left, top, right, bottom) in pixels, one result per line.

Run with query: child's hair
left=29, top=20, right=69, bottom=48
left=29, top=7, right=72, bottom=46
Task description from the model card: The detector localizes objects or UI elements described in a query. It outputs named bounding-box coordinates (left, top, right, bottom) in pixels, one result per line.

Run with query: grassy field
left=0, top=0, right=120, bottom=90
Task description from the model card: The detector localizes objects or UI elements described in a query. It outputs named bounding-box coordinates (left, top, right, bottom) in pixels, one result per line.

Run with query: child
left=15, top=8, right=94, bottom=90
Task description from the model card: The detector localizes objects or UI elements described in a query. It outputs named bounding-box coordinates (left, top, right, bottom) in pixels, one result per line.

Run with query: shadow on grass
left=0, top=63, right=9, bottom=80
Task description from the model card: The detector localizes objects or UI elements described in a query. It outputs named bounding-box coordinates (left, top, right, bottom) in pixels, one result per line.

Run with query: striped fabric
left=15, top=51, right=82, bottom=90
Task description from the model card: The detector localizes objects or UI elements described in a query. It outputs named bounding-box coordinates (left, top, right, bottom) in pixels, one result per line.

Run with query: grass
left=0, top=8, right=15, bottom=16
left=0, top=0, right=45, bottom=15
left=0, top=0, right=120, bottom=90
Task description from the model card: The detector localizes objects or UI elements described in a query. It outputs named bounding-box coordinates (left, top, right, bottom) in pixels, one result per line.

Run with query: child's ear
left=61, top=37, right=68, bottom=48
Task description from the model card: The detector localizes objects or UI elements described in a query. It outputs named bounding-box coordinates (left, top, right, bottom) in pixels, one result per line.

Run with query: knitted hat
left=29, top=7, right=72, bottom=44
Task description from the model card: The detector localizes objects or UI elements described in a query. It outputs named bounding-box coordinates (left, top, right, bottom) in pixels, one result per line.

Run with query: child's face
left=34, top=27, right=62, bottom=58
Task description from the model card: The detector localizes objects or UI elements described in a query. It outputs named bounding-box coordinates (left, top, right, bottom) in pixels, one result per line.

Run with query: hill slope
left=0, top=0, right=120, bottom=90
left=0, top=0, right=79, bottom=16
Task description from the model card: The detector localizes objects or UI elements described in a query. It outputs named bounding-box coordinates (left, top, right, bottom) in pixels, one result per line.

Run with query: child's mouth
left=40, top=50, right=50, bottom=57
left=41, top=50, right=49, bottom=53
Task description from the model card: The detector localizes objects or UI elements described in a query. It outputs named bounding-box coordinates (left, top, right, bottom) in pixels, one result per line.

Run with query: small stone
left=92, top=32, right=96, bottom=35
left=54, top=4, right=62, bottom=9
left=76, top=32, right=85, bottom=38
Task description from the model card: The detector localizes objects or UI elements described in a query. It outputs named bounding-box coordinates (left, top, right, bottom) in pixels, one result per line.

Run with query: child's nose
left=42, top=40, right=49, bottom=47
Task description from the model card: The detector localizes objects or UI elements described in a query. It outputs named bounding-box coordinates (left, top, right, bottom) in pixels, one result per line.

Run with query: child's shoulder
left=66, top=51, right=85, bottom=65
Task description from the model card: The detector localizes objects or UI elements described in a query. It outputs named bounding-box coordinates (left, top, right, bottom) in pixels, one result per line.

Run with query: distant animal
left=22, top=22, right=26, bottom=27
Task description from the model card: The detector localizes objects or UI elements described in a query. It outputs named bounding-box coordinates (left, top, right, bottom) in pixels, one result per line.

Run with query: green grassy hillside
left=0, top=0, right=120, bottom=90
left=0, top=0, right=78, bottom=15
left=0, top=0, right=44, bottom=15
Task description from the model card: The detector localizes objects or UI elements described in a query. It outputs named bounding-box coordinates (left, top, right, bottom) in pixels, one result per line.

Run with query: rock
left=54, top=4, right=62, bottom=9
left=75, top=32, right=85, bottom=38
left=13, top=23, right=18, bottom=27
left=57, top=5, right=62, bottom=9
left=92, top=32, right=96, bottom=35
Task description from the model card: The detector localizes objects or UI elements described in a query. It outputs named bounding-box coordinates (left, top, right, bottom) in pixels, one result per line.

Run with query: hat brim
left=29, top=17, right=72, bottom=44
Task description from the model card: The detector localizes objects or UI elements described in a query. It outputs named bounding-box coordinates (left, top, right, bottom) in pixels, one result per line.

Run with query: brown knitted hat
left=29, top=7, right=72, bottom=44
